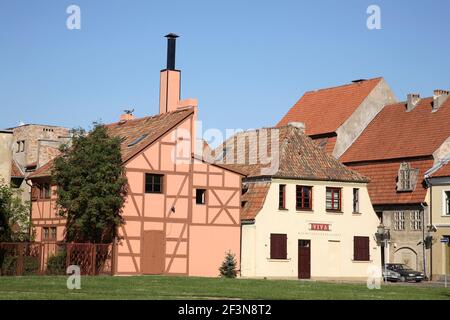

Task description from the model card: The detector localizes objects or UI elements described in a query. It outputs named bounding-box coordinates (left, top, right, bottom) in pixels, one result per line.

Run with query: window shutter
left=354, top=236, right=370, bottom=261
left=270, top=234, right=287, bottom=259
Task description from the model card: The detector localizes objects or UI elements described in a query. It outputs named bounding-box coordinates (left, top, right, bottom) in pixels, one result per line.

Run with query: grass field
left=0, top=276, right=449, bottom=300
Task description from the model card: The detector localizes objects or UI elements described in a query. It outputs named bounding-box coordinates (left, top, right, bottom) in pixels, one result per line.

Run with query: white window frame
left=410, top=210, right=422, bottom=231
left=443, top=190, right=450, bottom=216
left=394, top=211, right=405, bottom=231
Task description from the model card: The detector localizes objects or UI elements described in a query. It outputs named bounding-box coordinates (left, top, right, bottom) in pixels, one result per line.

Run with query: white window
left=445, top=191, right=450, bottom=216
left=394, top=211, right=405, bottom=231
left=410, top=211, right=422, bottom=231
left=397, top=162, right=418, bottom=192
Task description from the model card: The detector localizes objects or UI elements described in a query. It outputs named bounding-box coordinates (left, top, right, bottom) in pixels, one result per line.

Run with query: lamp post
left=376, top=224, right=390, bottom=282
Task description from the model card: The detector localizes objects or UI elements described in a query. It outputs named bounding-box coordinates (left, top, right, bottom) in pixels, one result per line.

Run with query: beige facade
left=427, top=180, right=450, bottom=280
left=241, top=179, right=381, bottom=281
left=0, top=130, right=13, bottom=184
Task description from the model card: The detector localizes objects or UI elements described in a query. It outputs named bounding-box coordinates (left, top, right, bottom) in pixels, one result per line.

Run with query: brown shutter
left=354, top=236, right=370, bottom=261
left=270, top=234, right=287, bottom=259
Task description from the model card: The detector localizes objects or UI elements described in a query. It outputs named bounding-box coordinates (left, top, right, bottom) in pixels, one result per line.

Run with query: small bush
left=46, top=250, right=67, bottom=275
left=0, top=255, right=39, bottom=275
left=219, top=251, right=238, bottom=278
left=1, top=256, right=17, bottom=275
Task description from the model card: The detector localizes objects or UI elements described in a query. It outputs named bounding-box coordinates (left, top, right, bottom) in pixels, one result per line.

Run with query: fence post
left=111, top=241, right=116, bottom=276
left=16, top=243, right=24, bottom=276
left=66, top=243, right=71, bottom=272
left=91, top=244, right=96, bottom=276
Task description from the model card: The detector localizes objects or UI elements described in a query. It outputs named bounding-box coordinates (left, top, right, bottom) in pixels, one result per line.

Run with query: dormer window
left=397, top=162, right=418, bottom=192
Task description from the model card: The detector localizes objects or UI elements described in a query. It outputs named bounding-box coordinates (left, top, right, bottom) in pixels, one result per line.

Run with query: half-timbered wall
left=31, top=182, right=65, bottom=242
left=117, top=114, right=242, bottom=276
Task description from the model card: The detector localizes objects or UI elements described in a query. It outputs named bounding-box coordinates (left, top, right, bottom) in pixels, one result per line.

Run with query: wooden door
left=298, top=240, right=311, bottom=279
left=142, top=230, right=165, bottom=275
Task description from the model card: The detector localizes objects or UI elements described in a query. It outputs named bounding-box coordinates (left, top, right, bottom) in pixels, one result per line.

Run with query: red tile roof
left=106, top=107, right=194, bottom=162
left=27, top=159, right=54, bottom=179
left=241, top=182, right=270, bottom=220
left=10, top=160, right=24, bottom=178
left=28, top=108, right=195, bottom=179
left=341, top=97, right=450, bottom=163
left=347, top=159, right=433, bottom=205
left=217, top=125, right=369, bottom=183
left=313, top=136, right=337, bottom=155
left=277, top=78, right=382, bottom=136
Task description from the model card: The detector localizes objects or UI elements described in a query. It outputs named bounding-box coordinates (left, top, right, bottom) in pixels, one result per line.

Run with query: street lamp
left=375, top=224, right=390, bottom=282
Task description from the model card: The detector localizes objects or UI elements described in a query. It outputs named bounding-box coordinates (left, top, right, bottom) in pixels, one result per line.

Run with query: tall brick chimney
left=159, top=33, right=181, bottom=114
left=432, top=89, right=450, bottom=112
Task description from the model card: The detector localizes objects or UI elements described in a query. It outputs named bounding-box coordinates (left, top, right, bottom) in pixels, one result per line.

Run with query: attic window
left=127, top=134, right=148, bottom=147
left=397, top=162, right=419, bottom=192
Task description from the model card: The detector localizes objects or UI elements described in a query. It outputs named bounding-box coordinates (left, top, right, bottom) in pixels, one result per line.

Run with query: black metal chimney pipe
left=165, top=33, right=179, bottom=70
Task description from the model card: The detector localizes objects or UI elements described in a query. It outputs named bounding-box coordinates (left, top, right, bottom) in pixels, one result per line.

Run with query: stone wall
left=0, top=131, right=13, bottom=183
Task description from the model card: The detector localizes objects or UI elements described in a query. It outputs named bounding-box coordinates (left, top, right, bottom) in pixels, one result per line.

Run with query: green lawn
left=0, top=276, right=449, bottom=300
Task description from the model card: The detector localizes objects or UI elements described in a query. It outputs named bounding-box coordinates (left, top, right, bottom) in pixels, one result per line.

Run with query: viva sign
left=310, top=223, right=331, bottom=231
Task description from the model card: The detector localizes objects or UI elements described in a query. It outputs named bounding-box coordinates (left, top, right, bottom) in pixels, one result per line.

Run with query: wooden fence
left=0, top=242, right=114, bottom=276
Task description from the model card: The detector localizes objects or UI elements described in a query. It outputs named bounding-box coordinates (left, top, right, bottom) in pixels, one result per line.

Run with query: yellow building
left=218, top=124, right=382, bottom=280
left=425, top=160, right=450, bottom=281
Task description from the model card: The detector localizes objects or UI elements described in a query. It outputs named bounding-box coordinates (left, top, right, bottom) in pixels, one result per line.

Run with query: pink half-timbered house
left=28, top=34, right=244, bottom=277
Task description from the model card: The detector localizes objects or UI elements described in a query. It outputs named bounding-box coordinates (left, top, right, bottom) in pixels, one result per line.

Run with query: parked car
left=382, top=263, right=424, bottom=282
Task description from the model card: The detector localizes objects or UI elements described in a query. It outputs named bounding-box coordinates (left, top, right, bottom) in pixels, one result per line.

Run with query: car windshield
left=390, top=264, right=412, bottom=271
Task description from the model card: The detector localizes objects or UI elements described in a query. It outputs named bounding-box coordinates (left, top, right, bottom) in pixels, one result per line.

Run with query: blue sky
left=1, top=0, right=449, bottom=141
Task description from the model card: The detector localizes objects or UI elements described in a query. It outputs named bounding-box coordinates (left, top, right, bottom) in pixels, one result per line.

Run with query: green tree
left=219, top=251, right=238, bottom=278
left=52, top=124, right=127, bottom=243
left=0, top=182, right=30, bottom=242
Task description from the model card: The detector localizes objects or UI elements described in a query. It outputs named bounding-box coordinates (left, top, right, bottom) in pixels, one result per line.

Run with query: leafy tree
left=0, top=182, right=30, bottom=242
left=0, top=182, right=31, bottom=275
left=219, top=251, right=238, bottom=278
left=52, top=124, right=127, bottom=243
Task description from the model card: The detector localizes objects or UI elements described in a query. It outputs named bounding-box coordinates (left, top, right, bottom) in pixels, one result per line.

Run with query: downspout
left=425, top=176, right=433, bottom=280
left=421, top=202, right=427, bottom=279
left=430, top=184, right=433, bottom=280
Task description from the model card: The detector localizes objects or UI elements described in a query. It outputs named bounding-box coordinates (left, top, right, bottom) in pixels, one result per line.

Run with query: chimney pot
left=165, top=33, right=179, bottom=71
left=433, top=89, right=450, bottom=112
left=120, top=112, right=135, bottom=122
left=159, top=34, right=181, bottom=114
left=406, top=93, right=421, bottom=112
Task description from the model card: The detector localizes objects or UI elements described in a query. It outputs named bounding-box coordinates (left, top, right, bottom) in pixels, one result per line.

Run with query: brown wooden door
left=298, top=240, right=311, bottom=279
left=142, top=230, right=165, bottom=275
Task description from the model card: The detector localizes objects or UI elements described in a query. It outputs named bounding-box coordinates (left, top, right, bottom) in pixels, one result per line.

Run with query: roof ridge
left=304, top=77, right=382, bottom=94
left=105, top=107, right=194, bottom=127
left=386, top=96, right=434, bottom=107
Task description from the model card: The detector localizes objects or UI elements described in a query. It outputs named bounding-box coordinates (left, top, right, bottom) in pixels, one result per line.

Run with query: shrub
left=46, top=250, right=67, bottom=275
left=219, top=251, right=238, bottom=278
left=23, top=256, right=40, bottom=275
left=0, top=255, right=39, bottom=275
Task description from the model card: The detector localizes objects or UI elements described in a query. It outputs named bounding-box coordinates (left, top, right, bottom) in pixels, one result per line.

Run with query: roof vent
left=406, top=93, right=421, bottom=112
left=127, top=133, right=148, bottom=147
left=352, top=79, right=367, bottom=83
